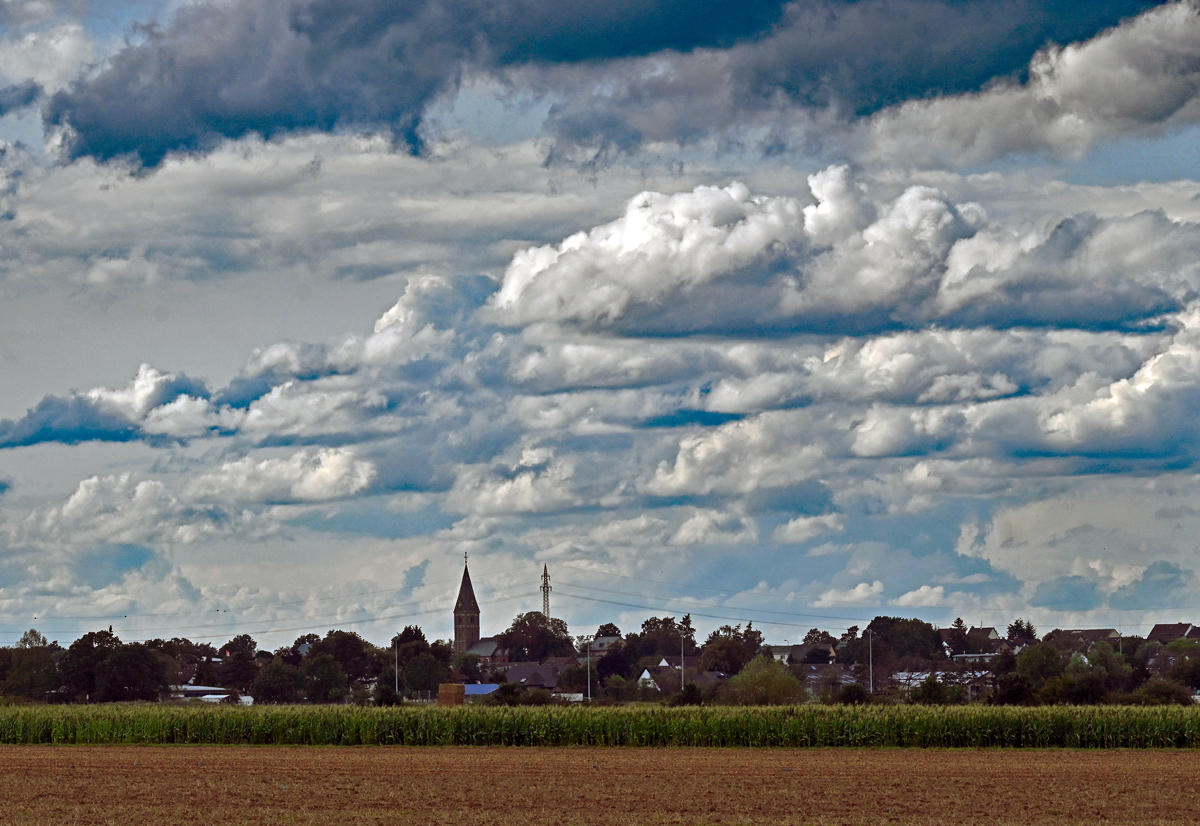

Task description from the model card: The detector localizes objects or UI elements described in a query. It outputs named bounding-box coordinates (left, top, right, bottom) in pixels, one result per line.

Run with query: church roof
left=455, top=564, right=480, bottom=614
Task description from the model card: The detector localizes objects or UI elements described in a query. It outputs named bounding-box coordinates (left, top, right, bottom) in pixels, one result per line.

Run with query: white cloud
left=892, top=584, right=946, bottom=608
left=490, top=181, right=806, bottom=326
left=773, top=513, right=843, bottom=544
left=187, top=448, right=377, bottom=504
left=0, top=22, right=91, bottom=90
left=813, top=580, right=884, bottom=608
left=668, top=508, right=757, bottom=546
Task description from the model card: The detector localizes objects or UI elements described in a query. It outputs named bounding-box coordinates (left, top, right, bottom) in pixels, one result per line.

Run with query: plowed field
left=0, top=746, right=1197, bottom=825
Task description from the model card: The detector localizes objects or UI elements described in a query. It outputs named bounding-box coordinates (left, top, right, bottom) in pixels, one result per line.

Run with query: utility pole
left=587, top=638, right=592, bottom=702
left=868, top=630, right=874, bottom=694
left=394, top=636, right=399, bottom=694
left=680, top=629, right=686, bottom=693
left=541, top=564, right=552, bottom=618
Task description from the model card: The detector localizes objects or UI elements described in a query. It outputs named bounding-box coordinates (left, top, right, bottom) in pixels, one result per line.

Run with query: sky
left=3, top=0, right=1200, bottom=651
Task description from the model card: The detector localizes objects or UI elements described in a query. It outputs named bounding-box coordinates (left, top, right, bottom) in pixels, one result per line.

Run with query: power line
left=0, top=591, right=541, bottom=647
left=554, top=589, right=858, bottom=634
left=0, top=564, right=535, bottom=623
left=556, top=579, right=871, bottom=624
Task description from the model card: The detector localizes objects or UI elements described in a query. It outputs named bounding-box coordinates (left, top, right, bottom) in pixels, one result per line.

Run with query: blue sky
left=2, top=0, right=1200, bottom=650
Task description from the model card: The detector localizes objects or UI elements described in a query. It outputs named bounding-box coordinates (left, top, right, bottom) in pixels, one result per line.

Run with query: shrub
left=836, top=683, right=870, bottom=705
left=718, top=657, right=804, bottom=706
left=1132, top=678, right=1194, bottom=706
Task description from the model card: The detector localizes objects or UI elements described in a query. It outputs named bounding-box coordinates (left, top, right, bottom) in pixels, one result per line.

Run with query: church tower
left=453, top=555, right=480, bottom=656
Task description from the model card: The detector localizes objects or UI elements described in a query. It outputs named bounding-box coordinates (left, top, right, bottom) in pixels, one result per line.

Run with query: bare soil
left=0, top=746, right=1197, bottom=825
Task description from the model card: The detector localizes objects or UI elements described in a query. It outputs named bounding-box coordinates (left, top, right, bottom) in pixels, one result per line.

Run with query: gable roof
left=454, top=564, right=480, bottom=614
left=466, top=637, right=503, bottom=658
left=1148, top=623, right=1193, bottom=644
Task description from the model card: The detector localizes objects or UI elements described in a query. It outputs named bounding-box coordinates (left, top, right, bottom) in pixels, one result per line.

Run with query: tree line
left=2, top=613, right=1197, bottom=706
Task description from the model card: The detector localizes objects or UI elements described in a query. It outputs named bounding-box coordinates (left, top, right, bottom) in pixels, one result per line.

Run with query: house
left=770, top=643, right=836, bottom=665
left=937, top=627, right=1012, bottom=663
left=637, top=665, right=728, bottom=692
left=794, top=663, right=857, bottom=698
left=1044, top=628, right=1122, bottom=649
left=1147, top=623, right=1194, bottom=644
left=894, top=668, right=993, bottom=702
left=501, top=661, right=572, bottom=690
left=587, top=636, right=622, bottom=656
left=657, top=655, right=703, bottom=671
left=543, top=655, right=582, bottom=669
left=466, top=637, right=509, bottom=664
left=463, top=684, right=500, bottom=698
left=171, top=684, right=252, bottom=704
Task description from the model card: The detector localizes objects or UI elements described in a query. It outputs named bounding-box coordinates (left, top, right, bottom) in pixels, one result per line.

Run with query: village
left=3, top=560, right=1199, bottom=709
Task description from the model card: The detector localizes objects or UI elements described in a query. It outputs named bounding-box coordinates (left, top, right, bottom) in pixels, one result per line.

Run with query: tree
left=624, top=615, right=698, bottom=660
left=595, top=623, right=621, bottom=638
left=392, top=632, right=431, bottom=672
left=1015, top=643, right=1064, bottom=689
left=309, top=630, right=375, bottom=684
left=16, top=629, right=49, bottom=648
left=701, top=624, right=764, bottom=675
left=596, top=646, right=634, bottom=682
left=0, top=646, right=58, bottom=700
left=453, top=653, right=483, bottom=683
left=1086, top=642, right=1132, bottom=693
left=275, top=633, right=320, bottom=666
left=251, top=658, right=305, bottom=704
left=404, top=652, right=450, bottom=694
left=94, top=644, right=169, bottom=702
left=218, top=634, right=260, bottom=692
left=498, top=612, right=575, bottom=662
left=302, top=653, right=347, bottom=703
left=1169, top=656, right=1200, bottom=690
left=556, top=664, right=601, bottom=696
left=719, top=657, right=805, bottom=705
left=59, top=629, right=122, bottom=700
left=429, top=640, right=454, bottom=666
left=803, top=628, right=837, bottom=645
left=1006, top=619, right=1038, bottom=644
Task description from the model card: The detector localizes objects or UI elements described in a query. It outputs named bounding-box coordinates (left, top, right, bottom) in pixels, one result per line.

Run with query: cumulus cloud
left=772, top=513, right=843, bottom=544
left=491, top=171, right=1200, bottom=337
left=0, top=22, right=91, bottom=91
left=0, top=364, right=208, bottom=448
left=892, top=584, right=947, bottom=608
left=813, top=580, right=884, bottom=608
left=186, top=448, right=377, bottom=504
left=490, top=182, right=805, bottom=328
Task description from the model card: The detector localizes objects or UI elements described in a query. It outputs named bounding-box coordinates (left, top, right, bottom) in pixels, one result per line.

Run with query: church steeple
left=453, top=553, right=480, bottom=656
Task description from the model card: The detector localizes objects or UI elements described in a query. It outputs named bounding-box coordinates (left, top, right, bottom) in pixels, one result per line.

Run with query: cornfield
left=1, top=704, right=1200, bottom=747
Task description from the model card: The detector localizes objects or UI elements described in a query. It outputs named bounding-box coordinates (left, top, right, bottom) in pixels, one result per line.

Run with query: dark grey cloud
left=1110, top=561, right=1193, bottom=609
left=0, top=369, right=208, bottom=448
left=544, top=0, right=1167, bottom=154
left=0, top=81, right=40, bottom=117
left=45, top=0, right=786, bottom=166
left=0, top=394, right=142, bottom=447
left=1029, top=575, right=1102, bottom=611
left=45, top=0, right=1164, bottom=166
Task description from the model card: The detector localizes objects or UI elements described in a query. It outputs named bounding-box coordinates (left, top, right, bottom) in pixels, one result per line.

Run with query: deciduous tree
left=497, top=612, right=575, bottom=662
